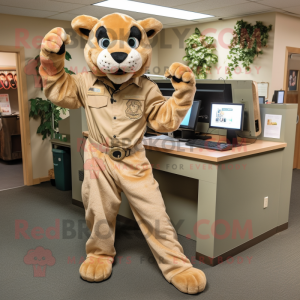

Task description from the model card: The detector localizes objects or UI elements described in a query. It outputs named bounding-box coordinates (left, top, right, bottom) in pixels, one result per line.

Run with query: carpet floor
left=0, top=158, right=24, bottom=191
left=0, top=170, right=300, bottom=300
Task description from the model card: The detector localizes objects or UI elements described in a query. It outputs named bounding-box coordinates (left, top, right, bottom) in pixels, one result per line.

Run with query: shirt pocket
left=123, top=95, right=145, bottom=120
left=87, top=95, right=109, bottom=109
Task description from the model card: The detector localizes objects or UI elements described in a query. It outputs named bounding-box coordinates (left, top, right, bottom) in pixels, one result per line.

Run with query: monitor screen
left=179, top=100, right=201, bottom=130
left=157, top=82, right=233, bottom=124
left=277, top=91, right=284, bottom=104
left=181, top=109, right=192, bottom=126
left=259, top=96, right=265, bottom=104
left=210, top=103, right=244, bottom=130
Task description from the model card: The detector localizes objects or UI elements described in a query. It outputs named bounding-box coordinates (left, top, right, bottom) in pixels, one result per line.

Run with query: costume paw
left=171, top=268, right=207, bottom=294
left=164, top=62, right=195, bottom=84
left=79, top=255, right=113, bottom=282
left=41, top=27, right=71, bottom=54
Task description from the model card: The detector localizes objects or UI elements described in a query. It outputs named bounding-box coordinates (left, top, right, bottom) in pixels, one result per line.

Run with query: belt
left=88, top=137, right=138, bottom=161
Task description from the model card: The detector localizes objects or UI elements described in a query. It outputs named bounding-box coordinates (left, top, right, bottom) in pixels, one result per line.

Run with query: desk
left=75, top=104, right=297, bottom=266
left=143, top=136, right=286, bottom=162
left=82, top=131, right=287, bottom=265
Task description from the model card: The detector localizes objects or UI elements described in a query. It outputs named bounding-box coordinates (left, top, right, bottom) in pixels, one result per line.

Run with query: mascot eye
left=99, top=38, right=110, bottom=49
left=128, top=37, right=139, bottom=49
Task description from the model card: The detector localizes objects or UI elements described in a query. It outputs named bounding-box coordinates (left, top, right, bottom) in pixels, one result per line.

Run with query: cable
left=217, top=130, right=221, bottom=143
left=218, top=77, right=226, bottom=103
left=204, top=125, right=216, bottom=136
left=237, top=133, right=258, bottom=145
left=102, top=82, right=119, bottom=104
left=203, top=126, right=210, bottom=136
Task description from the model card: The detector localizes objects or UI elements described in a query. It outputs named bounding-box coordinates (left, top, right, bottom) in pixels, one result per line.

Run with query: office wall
left=271, top=14, right=300, bottom=96
left=3, top=11, right=298, bottom=180
left=0, top=52, right=19, bottom=113
left=0, top=13, right=160, bottom=180
left=149, top=36, right=159, bottom=74
left=157, top=13, right=276, bottom=97
left=0, top=52, right=17, bottom=66
left=0, top=14, right=89, bottom=180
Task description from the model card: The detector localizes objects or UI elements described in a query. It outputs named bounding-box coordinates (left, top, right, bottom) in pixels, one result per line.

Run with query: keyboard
left=186, top=139, right=233, bottom=151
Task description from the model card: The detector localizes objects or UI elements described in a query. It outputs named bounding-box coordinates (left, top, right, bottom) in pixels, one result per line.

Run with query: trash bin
left=52, top=148, right=72, bottom=191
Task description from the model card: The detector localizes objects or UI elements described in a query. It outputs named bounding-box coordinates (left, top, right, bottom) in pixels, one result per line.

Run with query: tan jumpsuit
left=40, top=50, right=196, bottom=282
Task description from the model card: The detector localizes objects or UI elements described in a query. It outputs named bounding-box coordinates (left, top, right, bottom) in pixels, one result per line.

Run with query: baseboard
left=71, top=199, right=289, bottom=264
left=32, top=176, right=50, bottom=185
left=72, top=199, right=84, bottom=208
left=196, top=222, right=289, bottom=266
left=276, top=222, right=288, bottom=232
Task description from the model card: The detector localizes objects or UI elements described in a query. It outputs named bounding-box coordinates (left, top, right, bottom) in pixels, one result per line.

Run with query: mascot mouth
left=112, top=68, right=127, bottom=75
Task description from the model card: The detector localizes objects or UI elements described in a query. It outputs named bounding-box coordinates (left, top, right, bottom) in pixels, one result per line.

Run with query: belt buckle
left=108, top=147, right=126, bottom=161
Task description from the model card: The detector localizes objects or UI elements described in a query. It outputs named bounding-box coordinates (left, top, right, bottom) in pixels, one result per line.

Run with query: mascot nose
left=111, top=52, right=128, bottom=64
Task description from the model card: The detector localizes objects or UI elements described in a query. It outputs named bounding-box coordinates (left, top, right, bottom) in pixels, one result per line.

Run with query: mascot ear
left=138, top=18, right=163, bottom=39
left=71, top=15, right=99, bottom=40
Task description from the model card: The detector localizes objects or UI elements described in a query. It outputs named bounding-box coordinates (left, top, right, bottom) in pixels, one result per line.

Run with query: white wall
left=0, top=52, right=17, bottom=67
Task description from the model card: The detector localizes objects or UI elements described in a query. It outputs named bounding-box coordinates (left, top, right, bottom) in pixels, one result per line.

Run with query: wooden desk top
left=82, top=131, right=286, bottom=162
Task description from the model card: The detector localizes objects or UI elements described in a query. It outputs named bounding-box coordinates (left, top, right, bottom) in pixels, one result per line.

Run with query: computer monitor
left=272, top=90, right=285, bottom=103
left=157, top=82, right=232, bottom=124
left=195, top=83, right=233, bottom=123
left=210, top=103, right=245, bottom=145
left=155, top=79, right=259, bottom=137
left=259, top=96, right=265, bottom=104
left=180, top=100, right=201, bottom=131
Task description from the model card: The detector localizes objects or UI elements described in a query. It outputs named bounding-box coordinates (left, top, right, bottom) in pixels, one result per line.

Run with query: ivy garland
left=227, top=20, right=272, bottom=78
left=183, top=28, right=218, bottom=79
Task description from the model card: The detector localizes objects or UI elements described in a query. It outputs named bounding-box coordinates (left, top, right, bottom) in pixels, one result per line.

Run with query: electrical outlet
left=264, top=197, right=268, bottom=208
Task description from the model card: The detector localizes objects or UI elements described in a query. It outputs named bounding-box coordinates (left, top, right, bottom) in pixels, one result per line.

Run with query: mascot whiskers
left=40, top=13, right=206, bottom=294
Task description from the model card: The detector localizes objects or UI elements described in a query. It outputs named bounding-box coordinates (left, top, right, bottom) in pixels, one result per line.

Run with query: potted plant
left=29, top=52, right=74, bottom=140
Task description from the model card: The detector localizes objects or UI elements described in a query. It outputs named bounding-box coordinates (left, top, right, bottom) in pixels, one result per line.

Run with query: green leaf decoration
left=227, top=19, right=272, bottom=78
left=64, top=67, right=75, bottom=75
left=29, top=51, right=74, bottom=139
left=65, top=51, right=72, bottom=61
left=182, top=27, right=218, bottom=79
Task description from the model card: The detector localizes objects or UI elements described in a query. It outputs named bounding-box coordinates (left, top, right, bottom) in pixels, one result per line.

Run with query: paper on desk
left=257, top=82, right=269, bottom=99
left=0, top=94, right=11, bottom=115
left=264, top=114, right=282, bottom=139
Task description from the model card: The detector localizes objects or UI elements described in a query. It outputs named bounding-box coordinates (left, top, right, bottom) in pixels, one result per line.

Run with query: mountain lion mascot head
left=71, top=13, right=162, bottom=84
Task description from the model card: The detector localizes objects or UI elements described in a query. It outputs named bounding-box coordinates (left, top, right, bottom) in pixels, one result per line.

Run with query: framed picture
left=0, top=70, right=17, bottom=90
left=288, top=70, right=299, bottom=91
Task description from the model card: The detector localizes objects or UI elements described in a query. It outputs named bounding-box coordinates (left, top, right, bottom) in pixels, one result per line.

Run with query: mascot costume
left=40, top=13, right=206, bottom=294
